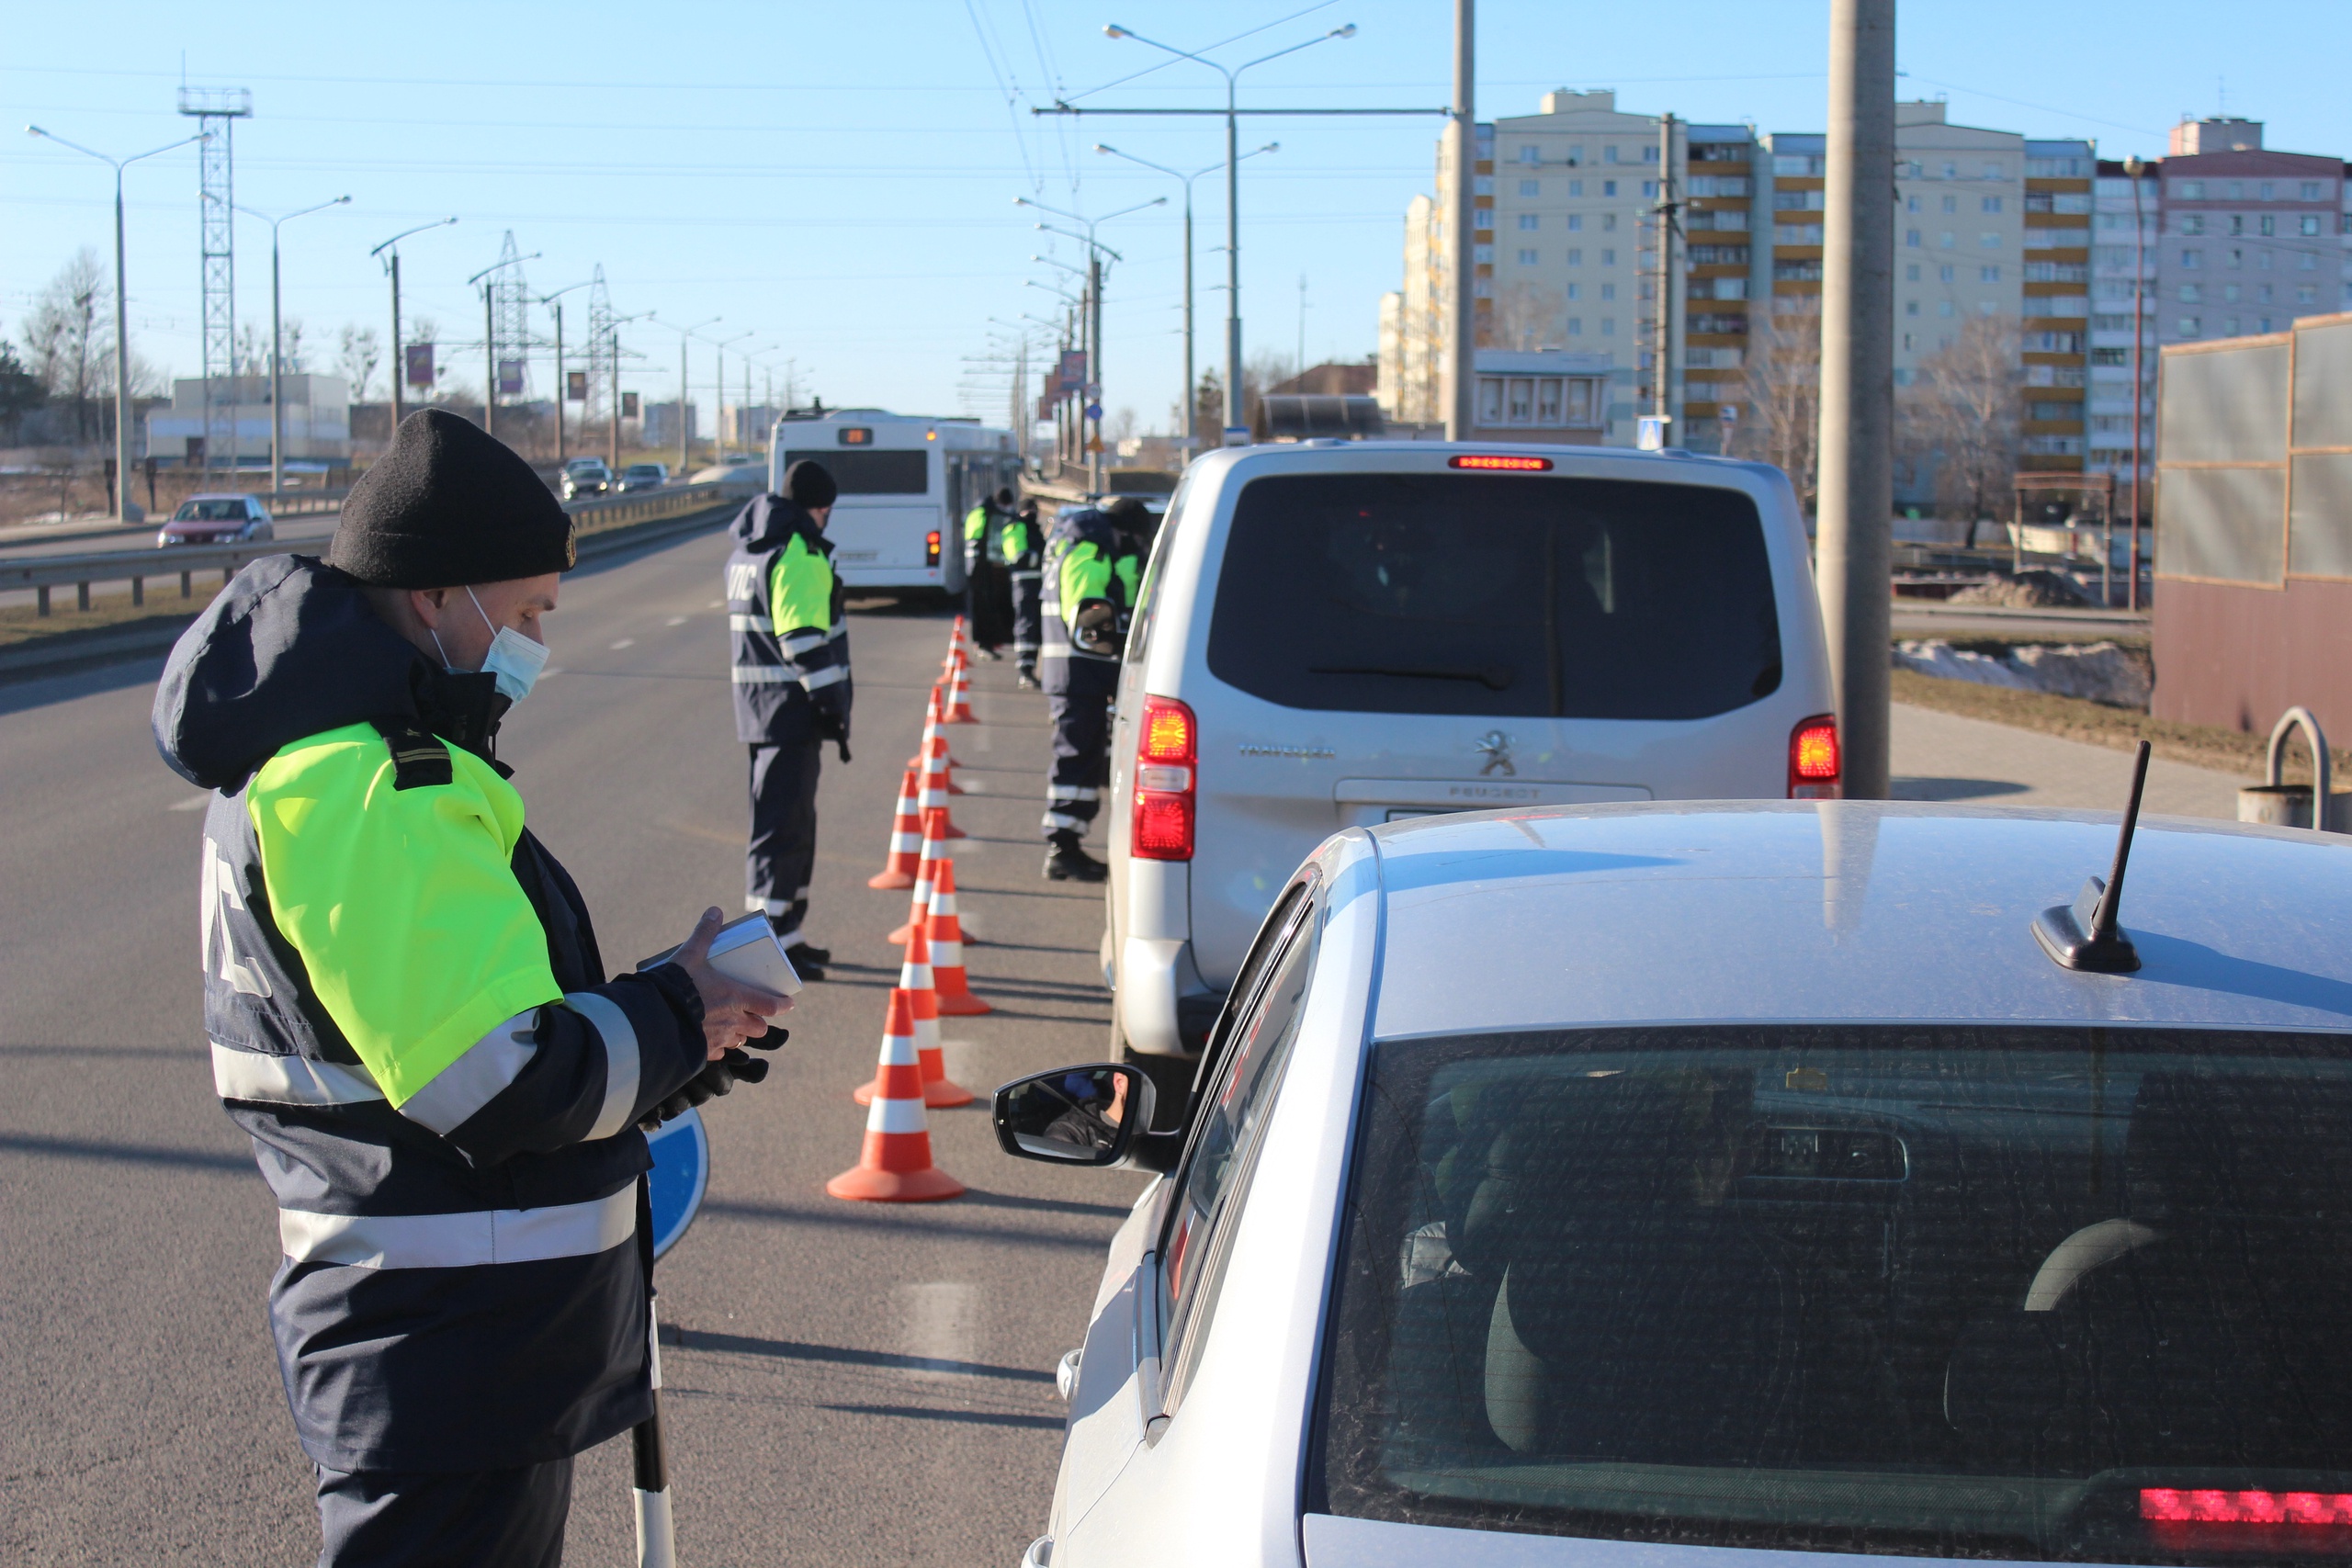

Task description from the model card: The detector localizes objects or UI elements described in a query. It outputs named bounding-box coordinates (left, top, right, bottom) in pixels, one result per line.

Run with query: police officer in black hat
left=1037, top=498, right=1144, bottom=880
left=724, top=459, right=852, bottom=977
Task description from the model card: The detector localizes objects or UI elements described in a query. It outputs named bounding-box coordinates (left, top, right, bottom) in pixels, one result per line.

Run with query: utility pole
left=551, top=299, right=566, bottom=463
left=372, top=219, right=457, bottom=432
left=609, top=326, right=621, bottom=466
left=482, top=285, right=497, bottom=440
left=1442, top=0, right=1477, bottom=440
left=1297, top=274, right=1308, bottom=377
left=1814, top=0, right=1896, bottom=800
left=1089, top=252, right=1105, bottom=494
left=679, top=333, right=689, bottom=472
left=236, top=196, right=350, bottom=496
left=1652, top=113, right=1680, bottom=428
left=2125, top=152, right=2147, bottom=613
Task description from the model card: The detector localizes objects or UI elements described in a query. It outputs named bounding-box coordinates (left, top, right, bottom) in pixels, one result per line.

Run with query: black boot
left=762, top=913, right=828, bottom=980
left=1044, top=829, right=1108, bottom=883
left=1016, top=666, right=1039, bottom=691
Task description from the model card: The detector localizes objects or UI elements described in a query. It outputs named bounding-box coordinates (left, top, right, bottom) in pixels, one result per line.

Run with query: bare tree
left=1107, top=406, right=1139, bottom=448
left=20, top=248, right=110, bottom=444
left=1731, top=303, right=1821, bottom=513
left=339, top=325, right=382, bottom=401
left=281, top=318, right=307, bottom=375
left=1908, top=316, right=2022, bottom=543
left=235, top=321, right=267, bottom=379
left=1491, top=281, right=1566, bottom=352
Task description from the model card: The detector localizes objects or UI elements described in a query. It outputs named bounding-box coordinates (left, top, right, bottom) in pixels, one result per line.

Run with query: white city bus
left=768, top=408, right=1023, bottom=594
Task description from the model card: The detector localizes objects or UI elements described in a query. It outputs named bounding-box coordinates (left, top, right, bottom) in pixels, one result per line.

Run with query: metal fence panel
left=2158, top=465, right=2287, bottom=583
left=2290, top=452, right=2352, bottom=580
left=2293, top=317, right=2352, bottom=452
left=2162, top=341, right=2290, bottom=463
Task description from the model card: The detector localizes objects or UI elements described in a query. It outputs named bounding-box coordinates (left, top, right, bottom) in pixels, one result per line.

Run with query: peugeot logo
left=1476, top=730, right=1515, bottom=777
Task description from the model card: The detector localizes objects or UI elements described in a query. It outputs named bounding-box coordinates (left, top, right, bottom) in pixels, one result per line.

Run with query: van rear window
left=781, top=449, right=929, bottom=495
left=1206, top=473, right=1780, bottom=719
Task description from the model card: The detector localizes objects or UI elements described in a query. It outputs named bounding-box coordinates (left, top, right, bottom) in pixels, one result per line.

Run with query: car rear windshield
left=175, top=500, right=247, bottom=522
left=1207, top=473, right=1780, bottom=719
left=1316, top=1025, right=2352, bottom=1563
left=780, top=449, right=929, bottom=496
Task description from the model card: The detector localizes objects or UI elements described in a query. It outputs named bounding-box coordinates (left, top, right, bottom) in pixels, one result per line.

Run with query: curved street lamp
left=232, top=196, right=352, bottom=494
left=369, top=218, right=458, bottom=424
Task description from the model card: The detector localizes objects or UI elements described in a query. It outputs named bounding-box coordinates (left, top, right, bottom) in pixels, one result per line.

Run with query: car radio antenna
left=2033, top=739, right=2151, bottom=974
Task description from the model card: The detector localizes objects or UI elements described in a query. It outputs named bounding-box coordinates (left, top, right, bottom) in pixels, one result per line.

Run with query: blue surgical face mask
left=429, top=588, right=549, bottom=705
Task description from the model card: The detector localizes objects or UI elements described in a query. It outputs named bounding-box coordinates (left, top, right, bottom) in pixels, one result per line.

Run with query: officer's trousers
left=746, top=739, right=822, bottom=943
left=965, top=557, right=1012, bottom=651
left=315, top=1457, right=571, bottom=1568
left=1009, top=567, right=1043, bottom=671
left=1041, top=659, right=1116, bottom=839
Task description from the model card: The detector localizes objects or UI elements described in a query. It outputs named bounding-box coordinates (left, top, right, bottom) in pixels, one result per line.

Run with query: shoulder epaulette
left=368, top=717, right=454, bottom=790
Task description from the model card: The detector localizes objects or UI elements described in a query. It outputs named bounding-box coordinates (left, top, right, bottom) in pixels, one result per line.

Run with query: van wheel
left=1115, top=1026, right=1196, bottom=1134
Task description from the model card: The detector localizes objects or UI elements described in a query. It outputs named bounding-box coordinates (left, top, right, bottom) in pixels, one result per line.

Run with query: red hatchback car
left=157, top=494, right=274, bottom=547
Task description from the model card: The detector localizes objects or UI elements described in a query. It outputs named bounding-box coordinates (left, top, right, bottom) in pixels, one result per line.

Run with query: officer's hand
left=815, top=707, right=852, bottom=764
left=1073, top=599, right=1119, bottom=656
left=670, top=907, right=790, bottom=1058
left=636, top=1037, right=783, bottom=1130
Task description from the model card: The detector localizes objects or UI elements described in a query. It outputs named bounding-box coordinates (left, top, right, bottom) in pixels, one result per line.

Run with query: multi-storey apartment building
left=2088, top=159, right=2160, bottom=491
left=2020, top=139, right=2095, bottom=471
left=2153, top=118, right=2345, bottom=348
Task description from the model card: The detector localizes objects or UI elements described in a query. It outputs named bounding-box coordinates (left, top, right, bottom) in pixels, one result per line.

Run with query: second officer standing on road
left=961, top=485, right=1013, bottom=658
left=1037, top=497, right=1142, bottom=881
left=1002, top=498, right=1046, bottom=690
left=726, top=459, right=851, bottom=978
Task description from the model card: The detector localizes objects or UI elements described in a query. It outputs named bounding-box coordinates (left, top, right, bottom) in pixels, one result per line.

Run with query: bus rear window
left=781, top=449, right=929, bottom=495
left=1206, top=472, right=1780, bottom=720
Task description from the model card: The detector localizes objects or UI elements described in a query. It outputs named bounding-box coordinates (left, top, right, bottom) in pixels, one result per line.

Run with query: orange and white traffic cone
left=926, top=856, right=993, bottom=1017
left=854, top=925, right=974, bottom=1109
left=915, top=732, right=967, bottom=839
left=888, top=815, right=941, bottom=944
left=950, top=615, right=975, bottom=668
left=942, top=649, right=977, bottom=724
left=865, top=765, right=925, bottom=889
left=906, top=688, right=966, bottom=795
left=826, top=988, right=964, bottom=1202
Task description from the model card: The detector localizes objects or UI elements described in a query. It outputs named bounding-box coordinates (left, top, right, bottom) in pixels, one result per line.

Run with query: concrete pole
left=1815, top=0, right=1895, bottom=800
left=111, top=165, right=135, bottom=519
left=1653, top=114, right=1676, bottom=423
left=1182, top=184, right=1195, bottom=457
left=608, top=329, right=621, bottom=468
left=482, top=286, right=497, bottom=440
left=1089, top=251, right=1105, bottom=495
left=1442, top=0, right=1477, bottom=440
left=2125, top=154, right=2146, bottom=613
left=1224, top=87, right=1242, bottom=438
left=390, top=253, right=403, bottom=427
left=268, top=224, right=284, bottom=495
left=678, top=334, right=690, bottom=473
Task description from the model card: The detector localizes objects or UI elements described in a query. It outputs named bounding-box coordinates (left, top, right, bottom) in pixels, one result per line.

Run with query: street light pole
left=535, top=283, right=592, bottom=467
left=370, top=219, right=458, bottom=430
left=673, top=317, right=720, bottom=473
left=1445, top=0, right=1476, bottom=439
left=711, top=332, right=752, bottom=467
left=466, top=250, right=540, bottom=445
left=2125, top=153, right=2147, bottom=613
left=25, top=126, right=205, bottom=521
left=1094, top=143, right=1276, bottom=460
left=1104, top=22, right=1356, bottom=440
left=1014, top=197, right=1162, bottom=491
left=233, top=197, right=350, bottom=497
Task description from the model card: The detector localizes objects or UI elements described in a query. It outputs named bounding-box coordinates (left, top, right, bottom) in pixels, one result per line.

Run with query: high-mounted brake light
left=2143, top=1490, right=2352, bottom=1526
left=924, top=530, right=942, bottom=568
left=1789, top=715, right=1840, bottom=799
left=1133, top=694, right=1197, bottom=861
left=1450, top=454, right=1554, bottom=472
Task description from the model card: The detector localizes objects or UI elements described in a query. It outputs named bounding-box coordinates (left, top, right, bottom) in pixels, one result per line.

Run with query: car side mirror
left=993, top=1064, right=1157, bottom=1168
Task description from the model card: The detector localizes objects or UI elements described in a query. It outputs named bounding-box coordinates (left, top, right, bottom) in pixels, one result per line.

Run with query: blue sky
left=6, top=1, right=2346, bottom=436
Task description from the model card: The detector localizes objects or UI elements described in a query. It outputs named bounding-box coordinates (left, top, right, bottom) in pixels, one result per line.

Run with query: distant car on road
left=156, top=494, right=273, bottom=547
left=616, top=462, right=669, bottom=493
left=999, top=799, right=2352, bottom=1568
left=1102, top=440, right=1837, bottom=1111
left=560, top=458, right=612, bottom=501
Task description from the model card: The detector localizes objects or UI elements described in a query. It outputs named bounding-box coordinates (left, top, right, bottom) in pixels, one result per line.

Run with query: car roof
left=1360, top=801, right=2352, bottom=1039
left=1184, top=438, right=1787, bottom=489
left=183, top=492, right=260, bottom=502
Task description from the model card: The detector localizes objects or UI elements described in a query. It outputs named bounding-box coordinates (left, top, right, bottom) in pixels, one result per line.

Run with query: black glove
left=1073, top=599, right=1120, bottom=657
left=638, top=1026, right=786, bottom=1130
left=814, top=705, right=851, bottom=764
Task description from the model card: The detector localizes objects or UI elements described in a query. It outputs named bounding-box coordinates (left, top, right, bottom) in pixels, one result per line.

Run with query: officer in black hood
left=723, top=458, right=851, bottom=977
left=153, top=409, right=785, bottom=1565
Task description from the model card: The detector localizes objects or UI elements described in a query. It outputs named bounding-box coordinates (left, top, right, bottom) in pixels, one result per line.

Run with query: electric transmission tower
left=491, top=231, right=534, bottom=403
left=177, top=84, right=252, bottom=473
left=584, top=266, right=616, bottom=428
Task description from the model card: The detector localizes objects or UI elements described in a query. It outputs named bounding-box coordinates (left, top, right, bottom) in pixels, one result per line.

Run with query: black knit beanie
left=330, top=410, right=574, bottom=587
left=781, top=459, right=838, bottom=512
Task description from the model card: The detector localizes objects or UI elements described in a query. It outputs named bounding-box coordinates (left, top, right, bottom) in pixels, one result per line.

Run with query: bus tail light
left=1133, top=695, right=1197, bottom=861
left=1789, top=715, right=1841, bottom=799
left=924, top=530, right=942, bottom=568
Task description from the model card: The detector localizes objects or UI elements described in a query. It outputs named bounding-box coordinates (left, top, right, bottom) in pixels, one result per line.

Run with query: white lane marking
left=609, top=638, right=635, bottom=650
left=975, top=725, right=995, bottom=754
left=706, top=599, right=724, bottom=609
left=540, top=667, right=563, bottom=678
left=170, top=795, right=209, bottom=812
left=665, top=615, right=688, bottom=626
left=900, top=1281, right=980, bottom=1381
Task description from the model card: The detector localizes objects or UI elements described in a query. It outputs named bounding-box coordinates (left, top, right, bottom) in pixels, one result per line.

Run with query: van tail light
left=1789, top=714, right=1841, bottom=799
left=925, top=530, right=942, bottom=568
left=1133, top=694, right=1197, bottom=861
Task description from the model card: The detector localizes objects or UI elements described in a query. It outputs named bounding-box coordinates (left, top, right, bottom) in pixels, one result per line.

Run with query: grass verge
left=0, top=586, right=217, bottom=649
left=1892, top=668, right=2349, bottom=782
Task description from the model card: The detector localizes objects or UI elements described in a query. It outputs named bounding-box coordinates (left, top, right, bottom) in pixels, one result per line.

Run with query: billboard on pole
left=497, top=359, right=526, bottom=397
left=621, top=391, right=640, bottom=420
left=403, top=344, right=435, bottom=389
left=1057, top=349, right=1088, bottom=392
left=566, top=370, right=588, bottom=402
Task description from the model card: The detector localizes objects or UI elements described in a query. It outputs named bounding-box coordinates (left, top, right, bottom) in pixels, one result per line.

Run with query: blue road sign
left=645, top=1106, right=709, bottom=1260
left=1084, top=402, right=1103, bottom=423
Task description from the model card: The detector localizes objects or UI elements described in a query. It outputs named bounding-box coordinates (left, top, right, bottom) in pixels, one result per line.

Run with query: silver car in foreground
left=995, top=799, right=2352, bottom=1568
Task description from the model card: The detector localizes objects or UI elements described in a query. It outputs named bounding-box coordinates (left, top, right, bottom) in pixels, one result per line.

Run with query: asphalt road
left=0, top=521, right=1145, bottom=1565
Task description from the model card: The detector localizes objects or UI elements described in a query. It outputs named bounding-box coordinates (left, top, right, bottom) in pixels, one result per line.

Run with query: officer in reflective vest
left=152, top=409, right=786, bottom=1566
left=1001, top=498, right=1046, bottom=690
left=725, top=459, right=851, bottom=978
left=1037, top=500, right=1141, bottom=881
left=962, top=485, right=1013, bottom=657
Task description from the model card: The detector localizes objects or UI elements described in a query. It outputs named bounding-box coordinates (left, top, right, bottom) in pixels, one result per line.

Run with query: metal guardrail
left=1, top=481, right=735, bottom=617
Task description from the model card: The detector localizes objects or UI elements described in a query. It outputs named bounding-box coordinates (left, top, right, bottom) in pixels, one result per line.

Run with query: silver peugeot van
left=1102, top=440, right=1838, bottom=1096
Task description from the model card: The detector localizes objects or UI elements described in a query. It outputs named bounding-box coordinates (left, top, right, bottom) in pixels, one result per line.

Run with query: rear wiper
left=1309, top=663, right=1514, bottom=691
